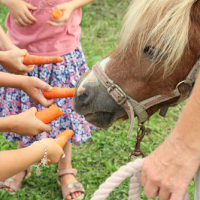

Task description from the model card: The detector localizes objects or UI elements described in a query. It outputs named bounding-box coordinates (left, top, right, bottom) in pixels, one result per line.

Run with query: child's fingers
left=21, top=50, right=35, bottom=71
left=24, top=10, right=37, bottom=23
left=21, top=14, right=36, bottom=26
left=16, top=14, right=33, bottom=26
left=53, top=4, right=63, bottom=10
left=54, top=138, right=59, bottom=144
left=22, top=65, right=34, bottom=73
left=37, top=80, right=52, bottom=92
left=29, top=76, right=51, bottom=92
left=40, top=98, right=55, bottom=108
left=39, top=123, right=52, bottom=133
left=14, top=66, right=34, bottom=75
left=32, top=92, right=55, bottom=107
left=25, top=2, right=37, bottom=11
left=20, top=49, right=28, bottom=56
left=29, top=107, right=37, bottom=113
left=15, top=18, right=25, bottom=27
left=13, top=19, right=21, bottom=27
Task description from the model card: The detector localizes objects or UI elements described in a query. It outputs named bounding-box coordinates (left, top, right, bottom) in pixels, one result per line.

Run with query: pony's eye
left=143, top=46, right=155, bottom=59
left=143, top=46, right=163, bottom=60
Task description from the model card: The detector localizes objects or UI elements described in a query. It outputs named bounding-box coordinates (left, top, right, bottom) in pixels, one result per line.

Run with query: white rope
left=90, top=158, right=144, bottom=200
left=90, top=158, right=191, bottom=200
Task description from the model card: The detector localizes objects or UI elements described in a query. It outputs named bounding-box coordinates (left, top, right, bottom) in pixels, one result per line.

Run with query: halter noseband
left=92, top=59, right=200, bottom=138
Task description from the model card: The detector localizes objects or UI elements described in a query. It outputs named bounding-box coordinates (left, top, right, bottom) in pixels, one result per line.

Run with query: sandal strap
left=61, top=182, right=85, bottom=199
left=0, top=168, right=31, bottom=192
left=57, top=168, right=77, bottom=178
left=1, top=178, right=21, bottom=192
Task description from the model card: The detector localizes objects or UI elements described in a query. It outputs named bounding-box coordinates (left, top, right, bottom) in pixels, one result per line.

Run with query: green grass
left=0, top=1, right=195, bottom=199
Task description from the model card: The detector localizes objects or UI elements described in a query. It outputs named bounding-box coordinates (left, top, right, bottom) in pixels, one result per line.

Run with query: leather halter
left=92, top=59, right=200, bottom=138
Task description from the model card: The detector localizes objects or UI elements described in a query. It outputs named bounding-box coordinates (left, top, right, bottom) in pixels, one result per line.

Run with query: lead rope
left=90, top=158, right=190, bottom=200
left=90, top=158, right=144, bottom=200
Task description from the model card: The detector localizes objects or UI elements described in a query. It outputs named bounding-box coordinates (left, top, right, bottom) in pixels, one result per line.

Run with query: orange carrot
left=23, top=55, right=63, bottom=65
left=52, top=9, right=63, bottom=19
left=43, top=87, right=76, bottom=99
left=35, top=104, right=63, bottom=124
left=55, top=129, right=74, bottom=148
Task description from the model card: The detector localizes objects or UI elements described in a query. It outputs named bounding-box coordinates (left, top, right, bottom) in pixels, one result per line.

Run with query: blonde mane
left=119, top=0, right=195, bottom=76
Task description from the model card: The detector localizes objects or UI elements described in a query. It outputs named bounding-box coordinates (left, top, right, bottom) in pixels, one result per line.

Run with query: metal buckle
left=175, top=80, right=187, bottom=89
left=107, top=84, right=127, bottom=105
left=128, top=123, right=145, bottom=162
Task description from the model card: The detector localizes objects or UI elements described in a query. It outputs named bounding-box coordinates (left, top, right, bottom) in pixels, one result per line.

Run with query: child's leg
left=2, top=141, right=31, bottom=193
left=58, top=143, right=84, bottom=200
left=58, top=143, right=72, bottom=169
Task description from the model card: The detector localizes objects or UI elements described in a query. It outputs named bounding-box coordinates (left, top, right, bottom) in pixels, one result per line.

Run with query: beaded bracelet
left=31, top=141, right=48, bottom=176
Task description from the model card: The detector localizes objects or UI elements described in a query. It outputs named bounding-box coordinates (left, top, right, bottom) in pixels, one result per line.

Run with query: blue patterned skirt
left=0, top=45, right=96, bottom=146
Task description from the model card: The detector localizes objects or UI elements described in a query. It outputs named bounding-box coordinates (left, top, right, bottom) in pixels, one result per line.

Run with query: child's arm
left=0, top=0, right=37, bottom=27
left=0, top=138, right=63, bottom=181
left=48, top=0, right=95, bottom=27
left=0, top=26, right=34, bottom=74
left=0, top=72, right=55, bottom=107
left=67, top=0, right=95, bottom=9
left=0, top=25, right=17, bottom=51
left=0, top=107, right=52, bottom=136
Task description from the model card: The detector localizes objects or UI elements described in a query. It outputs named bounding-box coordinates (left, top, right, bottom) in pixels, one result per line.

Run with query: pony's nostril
left=78, top=90, right=90, bottom=103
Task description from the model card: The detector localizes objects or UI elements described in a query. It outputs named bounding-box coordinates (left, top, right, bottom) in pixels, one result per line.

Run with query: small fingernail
left=62, top=153, right=65, bottom=158
left=48, top=86, right=52, bottom=91
left=54, top=139, right=58, bottom=143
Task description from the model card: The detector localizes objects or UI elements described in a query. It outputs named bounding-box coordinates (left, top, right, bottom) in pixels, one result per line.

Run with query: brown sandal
left=57, top=168, right=85, bottom=200
left=0, top=167, right=31, bottom=195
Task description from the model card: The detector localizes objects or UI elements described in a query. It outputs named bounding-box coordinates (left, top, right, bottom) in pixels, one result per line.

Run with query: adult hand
left=41, top=138, right=64, bottom=164
left=2, top=0, right=37, bottom=27
left=141, top=133, right=200, bottom=200
left=20, top=76, right=55, bottom=107
left=12, top=107, right=51, bottom=136
left=47, top=2, right=75, bottom=27
left=0, top=49, right=34, bottom=75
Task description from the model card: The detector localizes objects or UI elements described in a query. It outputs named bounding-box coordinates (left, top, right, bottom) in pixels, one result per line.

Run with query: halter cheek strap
left=92, top=62, right=148, bottom=138
left=92, top=60, right=200, bottom=139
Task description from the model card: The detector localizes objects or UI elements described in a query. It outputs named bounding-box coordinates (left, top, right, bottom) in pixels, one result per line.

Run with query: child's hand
left=0, top=48, right=34, bottom=75
left=12, top=107, right=52, bottom=136
left=20, top=76, right=55, bottom=107
left=47, top=2, right=75, bottom=27
left=40, top=138, right=64, bottom=164
left=2, top=0, right=37, bottom=27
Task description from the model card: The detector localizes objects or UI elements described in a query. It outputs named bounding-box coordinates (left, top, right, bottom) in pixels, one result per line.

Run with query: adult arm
left=0, top=138, right=63, bottom=181
left=48, top=0, right=95, bottom=26
left=141, top=72, right=200, bottom=200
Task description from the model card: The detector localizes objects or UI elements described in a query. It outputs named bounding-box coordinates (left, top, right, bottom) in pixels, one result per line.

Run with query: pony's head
left=73, top=0, right=200, bottom=130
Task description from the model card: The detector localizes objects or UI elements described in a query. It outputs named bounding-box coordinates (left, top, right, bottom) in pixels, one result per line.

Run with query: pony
left=72, top=0, right=200, bottom=139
